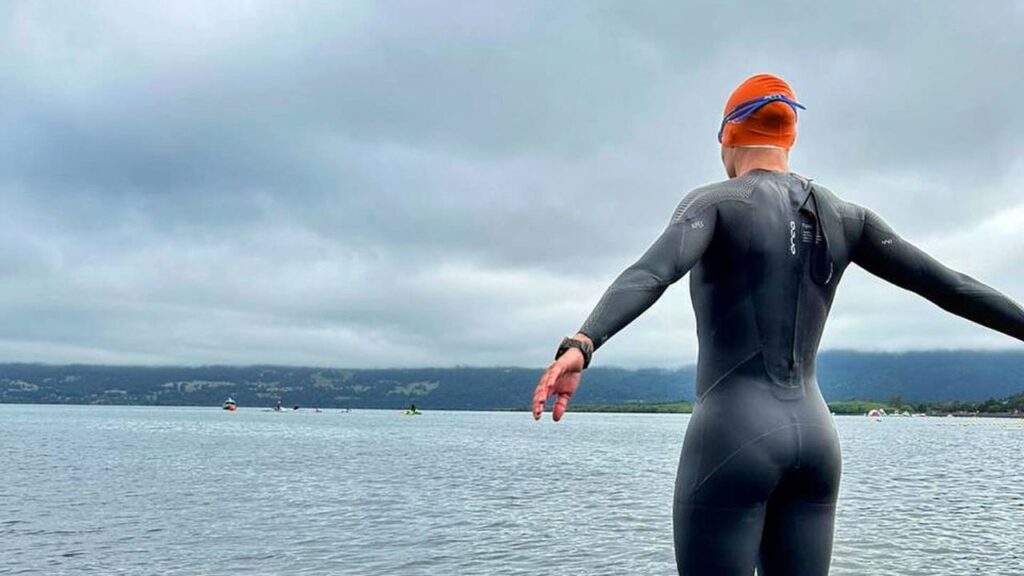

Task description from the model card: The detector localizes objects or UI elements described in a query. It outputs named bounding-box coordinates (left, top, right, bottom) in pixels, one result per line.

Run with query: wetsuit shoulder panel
left=850, top=203, right=1024, bottom=342
left=671, top=176, right=757, bottom=223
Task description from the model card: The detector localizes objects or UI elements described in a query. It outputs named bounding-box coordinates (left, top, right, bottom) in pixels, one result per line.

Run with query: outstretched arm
left=578, top=191, right=719, bottom=351
left=532, top=190, right=718, bottom=421
left=851, top=206, right=1024, bottom=342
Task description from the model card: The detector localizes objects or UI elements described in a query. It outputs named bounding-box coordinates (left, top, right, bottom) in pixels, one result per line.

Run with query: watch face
left=555, top=337, right=592, bottom=369
left=558, top=338, right=574, bottom=355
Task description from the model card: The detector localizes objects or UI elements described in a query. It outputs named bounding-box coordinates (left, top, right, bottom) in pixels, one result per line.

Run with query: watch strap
left=555, top=336, right=593, bottom=369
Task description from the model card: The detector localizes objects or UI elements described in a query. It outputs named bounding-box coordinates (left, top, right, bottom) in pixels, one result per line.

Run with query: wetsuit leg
left=757, top=495, right=837, bottom=575
left=673, top=501, right=765, bottom=576
left=673, top=358, right=842, bottom=576
left=756, top=433, right=842, bottom=576
left=672, top=389, right=790, bottom=574
left=673, top=411, right=790, bottom=576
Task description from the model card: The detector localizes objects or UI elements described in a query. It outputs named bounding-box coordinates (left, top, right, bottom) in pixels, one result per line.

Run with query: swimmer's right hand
left=532, top=350, right=584, bottom=422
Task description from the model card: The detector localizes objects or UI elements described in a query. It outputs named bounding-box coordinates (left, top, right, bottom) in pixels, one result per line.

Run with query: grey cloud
left=0, top=1, right=1021, bottom=367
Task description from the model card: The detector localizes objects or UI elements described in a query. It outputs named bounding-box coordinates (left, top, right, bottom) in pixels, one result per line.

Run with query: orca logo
left=789, top=220, right=797, bottom=255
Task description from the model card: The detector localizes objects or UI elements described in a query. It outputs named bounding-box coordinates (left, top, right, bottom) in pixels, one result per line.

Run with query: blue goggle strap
left=717, top=94, right=806, bottom=142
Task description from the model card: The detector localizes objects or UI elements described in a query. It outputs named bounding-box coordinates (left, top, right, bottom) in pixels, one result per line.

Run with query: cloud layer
left=1, top=1, right=1022, bottom=367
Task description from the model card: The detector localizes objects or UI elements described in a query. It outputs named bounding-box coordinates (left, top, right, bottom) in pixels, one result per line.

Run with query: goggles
left=717, top=94, right=806, bottom=143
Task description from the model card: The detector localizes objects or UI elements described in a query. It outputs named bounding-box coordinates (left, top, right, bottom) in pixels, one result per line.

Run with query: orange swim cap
left=719, top=74, right=803, bottom=150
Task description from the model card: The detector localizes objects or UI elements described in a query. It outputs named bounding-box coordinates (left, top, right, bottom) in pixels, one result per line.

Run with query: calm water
left=1, top=405, right=1022, bottom=575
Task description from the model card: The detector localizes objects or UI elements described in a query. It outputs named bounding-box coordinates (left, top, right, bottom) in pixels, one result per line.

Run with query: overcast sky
left=1, top=1, right=1022, bottom=368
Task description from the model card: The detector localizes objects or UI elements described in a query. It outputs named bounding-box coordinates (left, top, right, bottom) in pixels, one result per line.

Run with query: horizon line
left=0, top=347, right=1023, bottom=371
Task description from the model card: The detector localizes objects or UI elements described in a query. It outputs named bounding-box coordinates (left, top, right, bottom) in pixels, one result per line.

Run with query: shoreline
left=2, top=401, right=1022, bottom=418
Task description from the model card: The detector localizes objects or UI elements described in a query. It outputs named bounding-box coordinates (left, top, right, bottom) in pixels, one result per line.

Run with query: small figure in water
left=273, top=400, right=282, bottom=412
left=409, top=403, right=418, bottom=413
left=532, top=73, right=1024, bottom=575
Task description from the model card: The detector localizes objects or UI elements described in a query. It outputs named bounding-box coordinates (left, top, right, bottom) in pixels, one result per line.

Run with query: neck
left=732, top=147, right=789, bottom=177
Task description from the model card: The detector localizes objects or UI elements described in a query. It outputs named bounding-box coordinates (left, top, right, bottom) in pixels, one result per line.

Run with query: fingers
left=532, top=362, right=563, bottom=420
left=532, top=379, right=543, bottom=420
left=532, top=380, right=546, bottom=420
left=532, top=366, right=552, bottom=420
left=552, top=393, right=571, bottom=422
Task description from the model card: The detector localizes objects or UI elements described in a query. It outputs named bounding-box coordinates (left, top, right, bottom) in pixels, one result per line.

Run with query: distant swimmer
left=532, top=73, right=1024, bottom=575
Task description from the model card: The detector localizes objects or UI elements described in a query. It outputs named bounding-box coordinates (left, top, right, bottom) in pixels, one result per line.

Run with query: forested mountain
left=1, top=350, right=1023, bottom=409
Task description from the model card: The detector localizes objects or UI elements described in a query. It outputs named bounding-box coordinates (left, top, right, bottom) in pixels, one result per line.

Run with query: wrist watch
left=555, top=336, right=594, bottom=369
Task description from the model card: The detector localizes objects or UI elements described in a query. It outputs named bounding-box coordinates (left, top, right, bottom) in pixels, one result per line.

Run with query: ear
left=721, top=145, right=736, bottom=178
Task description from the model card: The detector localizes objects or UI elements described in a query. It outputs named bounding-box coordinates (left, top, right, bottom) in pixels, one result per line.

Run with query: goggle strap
left=717, top=94, right=806, bottom=142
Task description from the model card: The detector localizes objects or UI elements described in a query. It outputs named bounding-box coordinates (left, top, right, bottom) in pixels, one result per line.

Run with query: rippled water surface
left=2, top=405, right=1022, bottom=575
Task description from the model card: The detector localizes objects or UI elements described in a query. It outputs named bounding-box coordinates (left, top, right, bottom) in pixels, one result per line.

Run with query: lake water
left=1, top=405, right=1022, bottom=575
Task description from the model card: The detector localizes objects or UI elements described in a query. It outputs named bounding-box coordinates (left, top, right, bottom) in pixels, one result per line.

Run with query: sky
left=1, top=1, right=1023, bottom=368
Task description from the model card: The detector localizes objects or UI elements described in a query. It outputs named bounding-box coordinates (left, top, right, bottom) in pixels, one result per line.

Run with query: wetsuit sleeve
left=578, top=191, right=718, bottom=351
left=851, top=206, right=1024, bottom=342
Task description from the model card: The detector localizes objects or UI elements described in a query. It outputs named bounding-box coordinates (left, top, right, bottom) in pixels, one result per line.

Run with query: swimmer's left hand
left=532, top=350, right=584, bottom=422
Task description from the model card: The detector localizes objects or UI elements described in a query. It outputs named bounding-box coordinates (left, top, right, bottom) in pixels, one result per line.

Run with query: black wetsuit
left=577, top=169, right=1024, bottom=576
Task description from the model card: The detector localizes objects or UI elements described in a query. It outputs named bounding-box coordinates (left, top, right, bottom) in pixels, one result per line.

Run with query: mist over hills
left=1, top=350, right=1023, bottom=410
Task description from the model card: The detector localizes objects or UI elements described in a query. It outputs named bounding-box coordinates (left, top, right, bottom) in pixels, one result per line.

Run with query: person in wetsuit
left=532, top=73, right=1024, bottom=576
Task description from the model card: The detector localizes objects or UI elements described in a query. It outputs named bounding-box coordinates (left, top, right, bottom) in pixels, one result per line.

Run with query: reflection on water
left=1, top=405, right=1021, bottom=575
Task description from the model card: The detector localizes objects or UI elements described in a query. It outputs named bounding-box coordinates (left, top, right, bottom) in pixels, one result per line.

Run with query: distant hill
left=1, top=350, right=1023, bottom=409
left=0, top=364, right=690, bottom=409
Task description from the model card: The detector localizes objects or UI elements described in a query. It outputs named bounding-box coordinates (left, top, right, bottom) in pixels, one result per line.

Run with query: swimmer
left=532, top=73, right=1024, bottom=575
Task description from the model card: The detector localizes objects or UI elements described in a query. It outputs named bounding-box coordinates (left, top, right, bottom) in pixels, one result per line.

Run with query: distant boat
left=867, top=408, right=882, bottom=421
left=223, top=397, right=237, bottom=411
